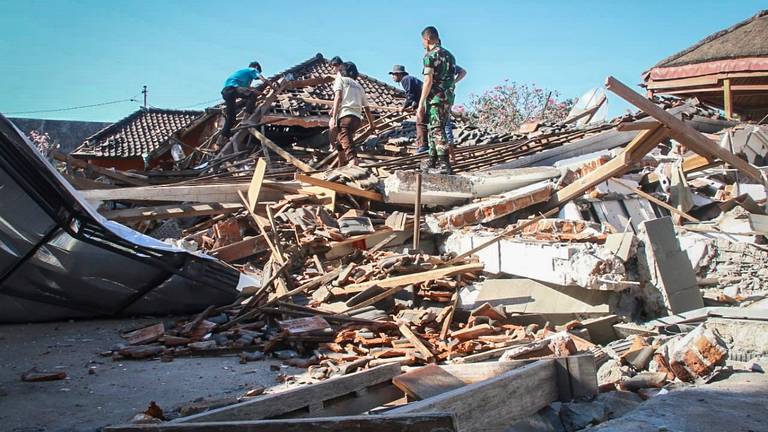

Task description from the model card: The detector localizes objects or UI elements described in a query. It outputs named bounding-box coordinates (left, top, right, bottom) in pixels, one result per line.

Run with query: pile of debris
left=6, top=69, right=768, bottom=431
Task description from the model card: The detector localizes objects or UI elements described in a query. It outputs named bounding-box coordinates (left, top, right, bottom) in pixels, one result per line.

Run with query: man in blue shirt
left=390, top=64, right=466, bottom=154
left=390, top=65, right=428, bottom=153
left=221, top=61, right=268, bottom=138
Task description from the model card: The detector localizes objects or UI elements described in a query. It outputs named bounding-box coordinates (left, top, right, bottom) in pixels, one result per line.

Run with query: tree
left=461, top=81, right=574, bottom=134
left=28, top=129, right=58, bottom=159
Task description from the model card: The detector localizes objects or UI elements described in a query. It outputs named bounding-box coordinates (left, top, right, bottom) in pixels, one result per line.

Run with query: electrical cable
left=5, top=97, right=140, bottom=115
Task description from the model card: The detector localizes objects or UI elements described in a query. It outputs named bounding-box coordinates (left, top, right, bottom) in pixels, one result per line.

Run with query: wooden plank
left=439, top=361, right=531, bottom=384
left=646, top=71, right=768, bottom=90
left=296, top=174, right=383, bottom=202
left=101, top=203, right=242, bottom=222
left=80, top=182, right=289, bottom=203
left=340, top=285, right=407, bottom=314
left=238, top=190, right=285, bottom=266
left=175, top=363, right=402, bottom=423
left=251, top=129, right=313, bottom=173
left=333, top=263, right=484, bottom=295
left=392, top=364, right=465, bottom=400
left=389, top=360, right=558, bottom=432
left=210, top=236, right=268, bottom=262
left=413, top=172, right=422, bottom=250
left=547, top=125, right=667, bottom=208
left=616, top=121, right=660, bottom=131
left=566, top=354, right=598, bottom=399
left=105, top=413, right=457, bottom=432
left=606, top=76, right=766, bottom=185
left=247, top=159, right=267, bottom=212
left=54, top=151, right=148, bottom=186
left=399, top=324, right=435, bottom=362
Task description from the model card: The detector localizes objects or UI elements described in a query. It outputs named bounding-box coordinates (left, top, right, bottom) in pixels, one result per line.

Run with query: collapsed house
left=5, top=23, right=768, bottom=431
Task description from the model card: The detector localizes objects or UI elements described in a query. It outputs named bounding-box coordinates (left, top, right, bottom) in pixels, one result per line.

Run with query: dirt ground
left=0, top=318, right=299, bottom=432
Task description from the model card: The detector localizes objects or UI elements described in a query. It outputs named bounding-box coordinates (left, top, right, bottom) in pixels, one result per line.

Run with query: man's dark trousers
left=221, top=86, right=257, bottom=138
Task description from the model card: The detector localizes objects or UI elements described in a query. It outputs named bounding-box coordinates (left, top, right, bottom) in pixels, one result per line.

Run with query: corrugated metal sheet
left=0, top=115, right=241, bottom=323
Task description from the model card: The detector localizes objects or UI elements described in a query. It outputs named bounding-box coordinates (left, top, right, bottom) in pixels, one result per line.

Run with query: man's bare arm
left=364, top=107, right=377, bottom=133
left=331, top=90, right=342, bottom=124
left=418, top=74, right=434, bottom=111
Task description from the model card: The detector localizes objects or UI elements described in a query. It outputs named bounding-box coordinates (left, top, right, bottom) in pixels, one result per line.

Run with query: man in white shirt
left=330, top=62, right=378, bottom=165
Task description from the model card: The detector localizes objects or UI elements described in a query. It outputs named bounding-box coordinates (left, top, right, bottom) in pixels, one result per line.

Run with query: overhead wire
left=5, top=96, right=141, bottom=115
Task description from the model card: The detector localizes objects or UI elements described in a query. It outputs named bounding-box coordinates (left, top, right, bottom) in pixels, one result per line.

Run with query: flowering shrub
left=28, top=129, right=58, bottom=158
left=464, top=81, right=574, bottom=134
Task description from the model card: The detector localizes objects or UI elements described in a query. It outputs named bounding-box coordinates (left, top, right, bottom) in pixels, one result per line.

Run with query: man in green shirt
left=417, top=26, right=457, bottom=174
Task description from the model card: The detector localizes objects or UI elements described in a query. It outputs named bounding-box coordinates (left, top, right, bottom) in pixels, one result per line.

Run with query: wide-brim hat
left=388, top=65, right=407, bottom=75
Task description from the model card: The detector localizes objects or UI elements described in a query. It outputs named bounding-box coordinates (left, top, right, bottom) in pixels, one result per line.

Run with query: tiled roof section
left=257, top=53, right=405, bottom=117
left=73, top=108, right=203, bottom=158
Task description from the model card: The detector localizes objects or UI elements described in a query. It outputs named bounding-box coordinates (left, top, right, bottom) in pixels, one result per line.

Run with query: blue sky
left=0, top=1, right=764, bottom=122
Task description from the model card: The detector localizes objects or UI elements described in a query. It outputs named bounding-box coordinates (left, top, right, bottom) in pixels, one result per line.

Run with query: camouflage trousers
left=426, top=99, right=452, bottom=156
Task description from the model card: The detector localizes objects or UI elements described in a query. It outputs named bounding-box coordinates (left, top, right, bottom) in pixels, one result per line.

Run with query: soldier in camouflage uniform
left=417, top=26, right=457, bottom=174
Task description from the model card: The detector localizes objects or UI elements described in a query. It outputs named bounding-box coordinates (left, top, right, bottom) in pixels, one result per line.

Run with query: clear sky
left=0, top=1, right=764, bottom=122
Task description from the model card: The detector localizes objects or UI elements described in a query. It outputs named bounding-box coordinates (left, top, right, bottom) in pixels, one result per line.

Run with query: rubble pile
left=5, top=66, right=768, bottom=431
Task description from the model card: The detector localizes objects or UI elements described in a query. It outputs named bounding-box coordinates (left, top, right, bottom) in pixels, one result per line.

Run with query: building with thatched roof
left=643, top=10, right=768, bottom=120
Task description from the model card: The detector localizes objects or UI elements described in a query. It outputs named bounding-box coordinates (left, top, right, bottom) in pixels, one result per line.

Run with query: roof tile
left=73, top=108, right=202, bottom=159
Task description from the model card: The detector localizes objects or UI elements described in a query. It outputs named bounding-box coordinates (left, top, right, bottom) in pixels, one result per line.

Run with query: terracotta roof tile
left=73, top=108, right=202, bottom=159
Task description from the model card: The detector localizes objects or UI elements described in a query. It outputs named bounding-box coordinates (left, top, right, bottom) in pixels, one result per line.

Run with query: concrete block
left=470, top=167, right=559, bottom=197
left=427, top=181, right=552, bottom=232
left=471, top=278, right=613, bottom=316
left=641, top=217, right=704, bottom=314
left=383, top=170, right=472, bottom=206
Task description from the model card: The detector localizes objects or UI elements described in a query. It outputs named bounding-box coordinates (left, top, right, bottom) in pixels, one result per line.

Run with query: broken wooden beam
left=388, top=360, right=557, bottom=432
left=545, top=124, right=668, bottom=209
left=101, top=203, right=243, bottom=223
left=173, top=363, right=402, bottom=423
left=605, top=76, right=766, bottom=186
left=104, top=413, right=457, bottom=432
left=296, top=174, right=384, bottom=202
left=251, top=129, right=314, bottom=173
left=332, top=262, right=484, bottom=295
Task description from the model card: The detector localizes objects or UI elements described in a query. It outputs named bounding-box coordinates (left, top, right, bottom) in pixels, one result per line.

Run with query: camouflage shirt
left=422, top=45, right=456, bottom=104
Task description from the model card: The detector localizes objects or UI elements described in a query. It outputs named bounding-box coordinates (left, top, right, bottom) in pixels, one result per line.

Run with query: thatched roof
left=652, top=10, right=768, bottom=69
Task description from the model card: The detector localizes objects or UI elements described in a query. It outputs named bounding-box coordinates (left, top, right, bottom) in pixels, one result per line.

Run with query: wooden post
left=413, top=172, right=422, bottom=250
left=723, top=78, right=733, bottom=119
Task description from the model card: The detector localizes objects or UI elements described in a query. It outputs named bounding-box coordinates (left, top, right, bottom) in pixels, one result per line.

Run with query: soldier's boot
left=421, top=154, right=438, bottom=172
left=437, top=154, right=453, bottom=175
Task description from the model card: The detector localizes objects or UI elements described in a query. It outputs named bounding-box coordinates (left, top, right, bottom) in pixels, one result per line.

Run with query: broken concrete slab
left=463, top=279, right=614, bottom=324
left=384, top=170, right=473, bottom=206
left=427, top=181, right=552, bottom=232
left=383, top=168, right=560, bottom=207
left=604, top=233, right=636, bottom=262
left=469, top=167, right=560, bottom=197
left=441, top=234, right=630, bottom=290
left=703, top=318, right=768, bottom=362
left=640, top=217, right=704, bottom=314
